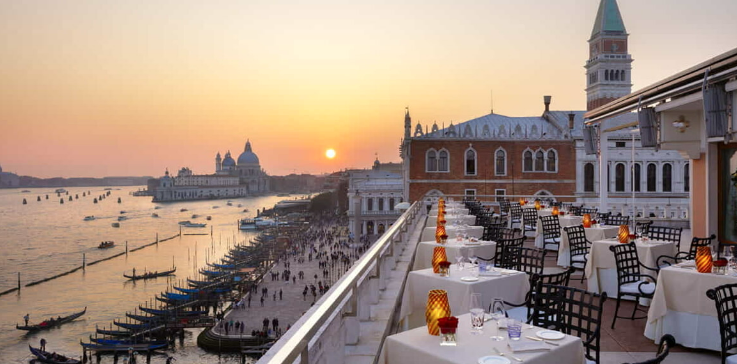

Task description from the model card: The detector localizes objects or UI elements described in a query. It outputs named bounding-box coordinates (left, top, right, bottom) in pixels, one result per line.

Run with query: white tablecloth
left=533, top=215, right=584, bottom=249
left=585, top=239, right=676, bottom=298
left=645, top=263, right=737, bottom=351
left=430, top=208, right=469, bottom=216
left=427, top=214, right=476, bottom=227
left=413, top=240, right=497, bottom=271
left=422, top=226, right=484, bottom=242
left=556, top=226, right=619, bottom=266
left=399, top=265, right=529, bottom=329
left=381, top=313, right=585, bottom=364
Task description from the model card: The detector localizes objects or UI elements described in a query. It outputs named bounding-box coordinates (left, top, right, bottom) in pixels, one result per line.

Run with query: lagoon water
left=0, top=186, right=301, bottom=363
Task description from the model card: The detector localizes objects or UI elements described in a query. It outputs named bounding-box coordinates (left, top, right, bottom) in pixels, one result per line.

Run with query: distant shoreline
left=0, top=175, right=153, bottom=188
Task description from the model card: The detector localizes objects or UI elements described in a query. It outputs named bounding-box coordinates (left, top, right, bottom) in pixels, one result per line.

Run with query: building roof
left=590, top=0, right=627, bottom=38
left=237, top=140, right=260, bottom=165
left=413, top=112, right=569, bottom=141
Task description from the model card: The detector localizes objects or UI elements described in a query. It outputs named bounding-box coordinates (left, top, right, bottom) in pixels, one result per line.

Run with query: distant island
left=11, top=176, right=153, bottom=188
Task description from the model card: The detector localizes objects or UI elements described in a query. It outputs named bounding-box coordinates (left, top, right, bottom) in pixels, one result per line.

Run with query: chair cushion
left=524, top=225, right=536, bottom=231
left=544, top=237, right=560, bottom=244
left=621, top=281, right=656, bottom=295
left=506, top=306, right=529, bottom=323
left=571, top=254, right=589, bottom=262
left=726, top=354, right=737, bottom=364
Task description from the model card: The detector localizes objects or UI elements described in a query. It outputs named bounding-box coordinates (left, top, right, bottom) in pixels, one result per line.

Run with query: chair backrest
left=605, top=215, right=630, bottom=226
left=569, top=205, right=582, bottom=216
left=522, top=208, right=539, bottom=228
left=483, top=226, right=518, bottom=242
left=707, top=283, right=737, bottom=364
left=581, top=207, right=598, bottom=216
left=687, top=234, right=716, bottom=260
left=635, top=220, right=653, bottom=235
left=494, top=235, right=526, bottom=268
left=648, top=226, right=683, bottom=249
left=609, top=242, right=642, bottom=285
left=564, top=225, right=591, bottom=262
left=505, top=246, right=545, bottom=276
left=540, top=215, right=561, bottom=239
left=596, top=212, right=611, bottom=221
left=510, top=203, right=522, bottom=219
left=623, top=334, right=676, bottom=364
left=500, top=200, right=511, bottom=214
left=557, top=286, right=607, bottom=364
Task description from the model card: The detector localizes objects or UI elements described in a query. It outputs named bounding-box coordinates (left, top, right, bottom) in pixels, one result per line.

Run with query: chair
left=521, top=208, right=539, bottom=235
left=706, top=283, right=737, bottom=364
left=499, top=199, right=511, bottom=218
left=635, top=220, right=653, bottom=235
left=475, top=211, right=494, bottom=226
left=605, top=215, right=630, bottom=226
left=481, top=226, right=518, bottom=242
left=581, top=207, right=599, bottom=216
left=531, top=282, right=607, bottom=364
left=540, top=215, right=562, bottom=258
left=656, top=234, right=715, bottom=268
left=595, top=212, right=611, bottom=221
left=477, top=234, right=525, bottom=268
left=648, top=226, right=683, bottom=250
left=509, top=203, right=523, bottom=229
left=502, top=268, right=573, bottom=324
left=505, top=246, right=545, bottom=276
left=569, top=205, right=582, bottom=216
left=623, top=334, right=676, bottom=364
left=564, top=225, right=591, bottom=282
left=609, top=242, right=658, bottom=329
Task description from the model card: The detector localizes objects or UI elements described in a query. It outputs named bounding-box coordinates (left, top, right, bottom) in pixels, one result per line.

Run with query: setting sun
left=326, top=149, right=336, bottom=159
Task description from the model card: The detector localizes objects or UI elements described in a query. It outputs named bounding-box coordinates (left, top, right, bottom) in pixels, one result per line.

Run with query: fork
left=493, top=347, right=523, bottom=362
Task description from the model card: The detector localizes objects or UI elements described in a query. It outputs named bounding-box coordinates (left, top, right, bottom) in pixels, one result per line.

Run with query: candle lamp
left=435, top=225, right=446, bottom=244
left=426, top=289, right=451, bottom=335
left=696, top=246, right=713, bottom=273
left=618, top=225, right=630, bottom=244
left=583, top=213, right=592, bottom=228
left=552, top=206, right=560, bottom=216
left=534, top=200, right=541, bottom=210
left=432, top=247, right=447, bottom=273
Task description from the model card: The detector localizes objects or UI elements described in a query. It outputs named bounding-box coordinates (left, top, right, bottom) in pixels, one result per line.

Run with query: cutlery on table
left=493, top=347, right=523, bottom=362
left=525, top=335, right=560, bottom=346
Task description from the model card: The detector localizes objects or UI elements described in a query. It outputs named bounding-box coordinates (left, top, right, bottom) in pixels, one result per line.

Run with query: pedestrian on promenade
left=273, top=292, right=276, bottom=301
left=240, top=321, right=244, bottom=334
left=260, top=296, right=264, bottom=307
left=262, top=318, right=269, bottom=331
left=40, top=338, right=46, bottom=351
left=279, top=289, right=283, bottom=300
left=272, top=317, right=278, bottom=330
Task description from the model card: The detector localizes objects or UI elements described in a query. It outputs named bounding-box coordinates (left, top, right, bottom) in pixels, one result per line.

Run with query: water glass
left=489, top=298, right=506, bottom=341
left=507, top=319, right=522, bottom=340
left=470, top=293, right=484, bottom=334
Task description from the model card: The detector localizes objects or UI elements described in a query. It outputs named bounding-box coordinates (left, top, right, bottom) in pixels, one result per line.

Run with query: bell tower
left=585, top=0, right=633, bottom=111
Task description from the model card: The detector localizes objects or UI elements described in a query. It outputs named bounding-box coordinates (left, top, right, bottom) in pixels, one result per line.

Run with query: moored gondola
left=29, top=345, right=81, bottom=364
left=123, top=266, right=176, bottom=280
left=80, top=341, right=168, bottom=352
left=138, top=306, right=207, bottom=316
left=16, top=307, right=87, bottom=331
left=95, top=327, right=130, bottom=337
left=113, top=320, right=153, bottom=331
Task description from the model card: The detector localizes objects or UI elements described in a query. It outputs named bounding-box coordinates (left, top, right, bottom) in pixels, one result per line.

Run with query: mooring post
left=156, top=233, right=159, bottom=244
left=83, top=253, right=86, bottom=271
left=17, top=272, right=20, bottom=291
left=126, top=241, right=128, bottom=255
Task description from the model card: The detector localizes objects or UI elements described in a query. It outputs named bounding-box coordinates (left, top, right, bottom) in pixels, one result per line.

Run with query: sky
left=1, top=0, right=735, bottom=178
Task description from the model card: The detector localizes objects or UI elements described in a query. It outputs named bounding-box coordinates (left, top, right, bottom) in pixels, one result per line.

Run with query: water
left=0, top=187, right=304, bottom=363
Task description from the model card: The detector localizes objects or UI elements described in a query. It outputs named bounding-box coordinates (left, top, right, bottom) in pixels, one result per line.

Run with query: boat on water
left=117, top=216, right=127, bottom=221
left=123, top=267, right=176, bottom=280
left=89, top=337, right=168, bottom=347
left=80, top=341, right=168, bottom=352
left=191, top=214, right=199, bottom=219
left=111, top=222, right=120, bottom=228
left=83, top=216, right=95, bottom=221
left=98, top=241, right=115, bottom=249
left=16, top=307, right=87, bottom=331
left=95, top=327, right=131, bottom=337
left=151, top=213, right=159, bottom=218
left=239, top=218, right=257, bottom=230
left=180, top=208, right=188, bottom=212
left=55, top=188, right=67, bottom=194
left=29, top=345, right=81, bottom=364
left=178, top=221, right=206, bottom=228
left=206, top=215, right=212, bottom=220
left=21, top=189, right=31, bottom=193
left=226, top=201, right=233, bottom=206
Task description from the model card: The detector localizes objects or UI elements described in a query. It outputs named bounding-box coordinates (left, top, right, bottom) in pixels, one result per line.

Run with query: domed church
left=215, top=139, right=270, bottom=194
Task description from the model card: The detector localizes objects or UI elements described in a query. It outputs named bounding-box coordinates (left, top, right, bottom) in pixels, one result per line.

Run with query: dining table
left=380, top=312, right=586, bottom=364
left=585, top=238, right=676, bottom=298
left=413, top=239, right=497, bottom=271
left=430, top=207, right=469, bottom=216
left=532, top=215, right=584, bottom=249
left=399, top=264, right=529, bottom=330
left=427, top=214, right=477, bottom=227
left=421, top=225, right=484, bottom=242
left=555, top=225, right=619, bottom=266
left=645, top=262, right=737, bottom=351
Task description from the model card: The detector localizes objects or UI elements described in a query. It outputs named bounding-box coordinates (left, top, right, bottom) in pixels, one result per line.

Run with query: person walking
left=260, top=295, right=264, bottom=307
left=262, top=318, right=269, bottom=332
left=279, top=289, right=283, bottom=300
left=272, top=317, right=278, bottom=330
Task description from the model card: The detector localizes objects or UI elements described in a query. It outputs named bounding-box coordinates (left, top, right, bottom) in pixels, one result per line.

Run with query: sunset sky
left=1, top=0, right=735, bottom=178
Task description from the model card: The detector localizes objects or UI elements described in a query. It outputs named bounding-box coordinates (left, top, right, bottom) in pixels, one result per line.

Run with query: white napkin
left=508, top=341, right=550, bottom=352
left=679, top=260, right=696, bottom=268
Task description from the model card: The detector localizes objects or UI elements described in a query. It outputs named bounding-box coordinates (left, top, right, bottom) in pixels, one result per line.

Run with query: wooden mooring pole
left=17, top=272, right=20, bottom=291
left=83, top=253, right=86, bottom=271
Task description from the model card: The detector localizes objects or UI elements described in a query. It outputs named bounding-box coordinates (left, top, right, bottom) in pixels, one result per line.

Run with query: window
left=495, top=149, right=506, bottom=176
left=426, top=149, right=437, bottom=172
left=495, top=189, right=506, bottom=202
left=534, top=151, right=545, bottom=171
left=647, top=163, right=657, bottom=191
left=378, top=198, right=384, bottom=211
left=546, top=150, right=557, bottom=172
left=465, top=149, right=477, bottom=175
left=663, top=163, right=672, bottom=192
left=684, top=163, right=690, bottom=192
left=605, top=70, right=609, bottom=81
left=615, top=163, right=625, bottom=192
left=464, top=189, right=476, bottom=198
left=615, top=142, right=626, bottom=148
left=607, top=165, right=611, bottom=192
left=633, top=163, right=641, bottom=192
left=621, top=70, right=626, bottom=81
left=438, top=150, right=449, bottom=172
left=584, top=163, right=595, bottom=192
left=367, top=198, right=373, bottom=211
left=389, top=198, right=395, bottom=211
left=523, top=150, right=533, bottom=172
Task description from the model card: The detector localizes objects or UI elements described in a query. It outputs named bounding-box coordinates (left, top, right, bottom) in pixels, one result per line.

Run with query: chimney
left=568, top=113, right=575, bottom=130
left=543, top=95, right=552, bottom=113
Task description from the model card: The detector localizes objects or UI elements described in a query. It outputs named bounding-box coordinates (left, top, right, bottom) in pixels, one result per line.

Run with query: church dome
left=237, top=140, right=260, bottom=165
left=222, top=151, right=236, bottom=167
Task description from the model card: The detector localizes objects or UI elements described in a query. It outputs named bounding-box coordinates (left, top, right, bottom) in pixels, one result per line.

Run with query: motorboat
left=151, top=213, right=159, bottom=218
left=98, top=241, right=115, bottom=249
left=55, top=188, right=67, bottom=194
left=191, top=214, right=199, bottom=219
left=239, top=219, right=257, bottom=230
left=111, top=222, right=120, bottom=228
left=178, top=221, right=206, bottom=228
left=180, top=208, right=188, bottom=212
left=84, top=216, right=96, bottom=221
left=117, top=216, right=127, bottom=221
left=206, top=216, right=212, bottom=220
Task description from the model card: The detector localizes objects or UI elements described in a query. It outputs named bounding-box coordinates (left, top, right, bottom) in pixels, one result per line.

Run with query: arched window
left=663, top=163, right=672, bottom=192
left=438, top=150, right=449, bottom=172
left=534, top=150, right=545, bottom=171
left=684, top=163, right=690, bottom=192
left=621, top=70, right=626, bottom=81
left=546, top=150, right=557, bottom=172
left=605, top=70, right=609, bottom=81
left=426, top=149, right=437, bottom=172
left=465, top=149, right=477, bottom=175
left=615, top=163, right=625, bottom=192
left=378, top=198, right=384, bottom=211
left=495, top=149, right=506, bottom=176
left=523, top=150, right=533, bottom=172
left=633, top=163, right=641, bottom=192
left=615, top=70, right=620, bottom=81
left=584, top=163, right=595, bottom=192
left=647, top=163, right=657, bottom=191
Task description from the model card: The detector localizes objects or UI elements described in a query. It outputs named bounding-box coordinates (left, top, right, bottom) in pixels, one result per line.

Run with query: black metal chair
left=540, top=215, right=562, bottom=258
left=623, top=334, right=676, bottom=364
left=530, top=282, right=607, bottom=364
left=609, top=242, right=658, bottom=329
left=706, top=283, right=737, bottom=364
left=648, top=226, right=683, bottom=250
left=605, top=215, right=630, bottom=226
left=509, top=203, right=523, bottom=229
left=505, top=246, right=545, bottom=276
left=596, top=211, right=611, bottom=221
left=635, top=220, right=653, bottom=235
left=569, top=205, right=582, bottom=216
left=477, top=234, right=525, bottom=268
left=564, top=225, right=591, bottom=282
left=656, top=234, right=715, bottom=269
left=522, top=207, right=539, bottom=235
left=581, top=207, right=599, bottom=216
left=502, top=268, right=573, bottom=324
left=499, top=199, right=511, bottom=218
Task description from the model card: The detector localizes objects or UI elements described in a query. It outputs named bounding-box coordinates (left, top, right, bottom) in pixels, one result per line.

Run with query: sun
left=326, top=149, right=336, bottom=159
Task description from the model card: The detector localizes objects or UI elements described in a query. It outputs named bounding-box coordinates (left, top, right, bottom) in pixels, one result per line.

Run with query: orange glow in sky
left=1, top=0, right=736, bottom=178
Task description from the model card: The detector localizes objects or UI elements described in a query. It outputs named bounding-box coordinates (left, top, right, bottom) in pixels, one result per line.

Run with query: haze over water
left=0, top=186, right=302, bottom=363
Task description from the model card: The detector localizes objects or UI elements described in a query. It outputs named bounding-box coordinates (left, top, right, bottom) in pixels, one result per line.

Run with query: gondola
left=95, top=327, right=130, bottom=337
left=138, top=306, right=207, bottom=316
left=123, top=267, right=176, bottom=280
left=80, top=341, right=168, bottom=352
left=89, top=337, right=169, bottom=347
left=125, top=312, right=164, bottom=323
left=16, top=307, right=87, bottom=331
left=113, top=320, right=153, bottom=331
left=199, top=269, right=228, bottom=277
left=29, top=345, right=81, bottom=364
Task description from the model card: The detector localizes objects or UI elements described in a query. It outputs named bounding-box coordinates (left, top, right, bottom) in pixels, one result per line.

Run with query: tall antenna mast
left=490, top=90, right=494, bottom=114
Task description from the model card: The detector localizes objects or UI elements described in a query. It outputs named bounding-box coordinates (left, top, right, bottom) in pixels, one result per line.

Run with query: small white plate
left=461, top=276, right=479, bottom=282
left=477, top=355, right=511, bottom=364
left=536, top=330, right=565, bottom=340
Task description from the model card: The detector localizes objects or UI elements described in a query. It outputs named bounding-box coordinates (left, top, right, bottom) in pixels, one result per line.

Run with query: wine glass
left=455, top=251, right=465, bottom=271
left=468, top=248, right=478, bottom=267
left=489, top=298, right=506, bottom=341
left=470, top=293, right=484, bottom=334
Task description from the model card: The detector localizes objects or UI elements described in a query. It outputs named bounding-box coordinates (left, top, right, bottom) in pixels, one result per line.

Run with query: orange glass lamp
left=534, top=200, right=541, bottom=210
left=583, top=213, right=592, bottom=228
left=696, top=246, right=713, bottom=273
left=552, top=206, right=560, bottom=216
left=519, top=198, right=526, bottom=206
left=618, top=225, right=630, bottom=244
left=425, top=289, right=451, bottom=335
left=432, top=247, right=447, bottom=273
left=435, top=225, right=447, bottom=244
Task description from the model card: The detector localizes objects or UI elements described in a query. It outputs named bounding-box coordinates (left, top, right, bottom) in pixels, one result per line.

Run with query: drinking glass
left=507, top=319, right=522, bottom=340
left=489, top=298, right=506, bottom=341
left=455, top=252, right=465, bottom=271
left=470, top=293, right=484, bottom=334
left=468, top=248, right=478, bottom=266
